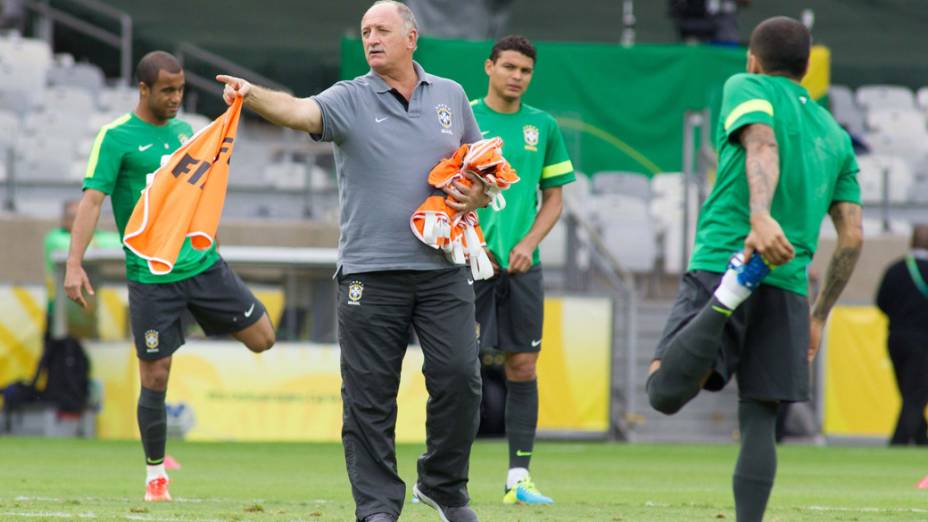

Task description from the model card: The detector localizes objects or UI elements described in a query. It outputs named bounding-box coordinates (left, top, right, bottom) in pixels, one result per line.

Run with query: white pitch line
left=804, top=505, right=928, bottom=514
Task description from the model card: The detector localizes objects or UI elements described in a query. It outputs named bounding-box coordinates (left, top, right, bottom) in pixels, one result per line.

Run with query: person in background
left=876, top=224, right=928, bottom=446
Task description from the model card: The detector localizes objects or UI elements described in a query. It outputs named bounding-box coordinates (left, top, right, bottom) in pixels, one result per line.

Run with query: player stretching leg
left=646, top=17, right=863, bottom=522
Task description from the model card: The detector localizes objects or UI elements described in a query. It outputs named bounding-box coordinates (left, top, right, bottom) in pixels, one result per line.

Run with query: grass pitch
left=0, top=438, right=926, bottom=521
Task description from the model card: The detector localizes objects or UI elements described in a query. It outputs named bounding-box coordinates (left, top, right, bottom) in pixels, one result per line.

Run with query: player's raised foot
left=713, top=252, right=772, bottom=311
left=503, top=477, right=554, bottom=505
left=412, top=483, right=479, bottom=522
left=144, top=476, right=171, bottom=502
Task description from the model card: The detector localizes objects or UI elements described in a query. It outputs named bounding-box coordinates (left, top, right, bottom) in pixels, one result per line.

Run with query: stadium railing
left=24, top=0, right=133, bottom=86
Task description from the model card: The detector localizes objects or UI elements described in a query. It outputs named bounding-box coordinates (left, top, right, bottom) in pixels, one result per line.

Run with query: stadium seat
left=865, top=109, right=926, bottom=135
left=0, top=36, right=52, bottom=110
left=24, top=110, right=89, bottom=141
left=47, top=62, right=106, bottom=92
left=856, top=85, right=916, bottom=110
left=97, top=86, right=137, bottom=112
left=85, top=111, right=128, bottom=137
left=13, top=134, right=77, bottom=181
left=42, top=86, right=96, bottom=116
left=264, top=160, right=307, bottom=189
left=828, top=85, right=866, bottom=136
left=855, top=154, right=913, bottom=203
left=0, top=109, right=18, bottom=148
left=586, top=193, right=657, bottom=272
left=591, top=171, right=651, bottom=199
left=918, top=86, right=928, bottom=111
left=179, top=112, right=211, bottom=133
left=561, top=171, right=591, bottom=208
left=539, top=216, right=567, bottom=268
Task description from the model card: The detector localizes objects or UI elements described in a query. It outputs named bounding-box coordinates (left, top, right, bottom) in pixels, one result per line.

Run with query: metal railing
left=175, top=42, right=292, bottom=113
left=680, top=109, right=714, bottom=270
left=25, top=0, right=132, bottom=85
left=562, top=197, right=638, bottom=441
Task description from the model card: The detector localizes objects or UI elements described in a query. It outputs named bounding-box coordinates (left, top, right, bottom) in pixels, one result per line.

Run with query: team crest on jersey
left=523, top=124, right=539, bottom=151
left=178, top=133, right=190, bottom=144
left=348, top=281, right=364, bottom=305
left=436, top=104, right=453, bottom=134
left=144, top=329, right=159, bottom=352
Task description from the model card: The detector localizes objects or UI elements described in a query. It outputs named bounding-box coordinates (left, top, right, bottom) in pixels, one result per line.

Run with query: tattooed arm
left=808, top=201, right=864, bottom=361
left=739, top=123, right=795, bottom=266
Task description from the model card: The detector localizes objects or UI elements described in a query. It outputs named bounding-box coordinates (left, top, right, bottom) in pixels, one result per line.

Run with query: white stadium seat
left=855, top=154, right=913, bottom=203
left=828, top=85, right=866, bottom=136
left=97, top=86, right=137, bottom=112
left=856, top=84, right=916, bottom=111
left=865, top=109, right=926, bottom=135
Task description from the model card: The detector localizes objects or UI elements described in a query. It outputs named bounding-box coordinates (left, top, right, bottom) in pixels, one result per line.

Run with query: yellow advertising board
left=823, top=306, right=900, bottom=438
left=78, top=295, right=611, bottom=442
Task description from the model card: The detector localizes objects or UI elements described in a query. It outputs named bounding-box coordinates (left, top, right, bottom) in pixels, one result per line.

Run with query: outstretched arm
left=808, top=201, right=863, bottom=361
left=739, top=123, right=795, bottom=266
left=216, top=75, right=322, bottom=134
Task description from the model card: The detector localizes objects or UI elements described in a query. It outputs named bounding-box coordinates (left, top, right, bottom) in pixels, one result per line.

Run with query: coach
left=216, top=2, right=485, bottom=521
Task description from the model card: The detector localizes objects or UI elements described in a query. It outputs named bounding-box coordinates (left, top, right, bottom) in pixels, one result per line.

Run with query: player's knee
left=246, top=330, right=275, bottom=353
left=505, top=361, right=536, bottom=381
left=647, top=374, right=682, bottom=415
left=504, top=353, right=538, bottom=382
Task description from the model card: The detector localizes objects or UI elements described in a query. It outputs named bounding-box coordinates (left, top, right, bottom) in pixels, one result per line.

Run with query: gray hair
left=371, top=0, right=418, bottom=34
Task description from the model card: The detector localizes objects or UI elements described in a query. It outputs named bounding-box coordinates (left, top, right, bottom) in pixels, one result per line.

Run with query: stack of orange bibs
left=410, top=137, right=519, bottom=280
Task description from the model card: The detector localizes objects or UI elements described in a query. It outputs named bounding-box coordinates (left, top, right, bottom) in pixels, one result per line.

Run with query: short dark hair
left=489, top=35, right=536, bottom=64
left=136, top=51, right=182, bottom=87
left=749, top=17, right=811, bottom=79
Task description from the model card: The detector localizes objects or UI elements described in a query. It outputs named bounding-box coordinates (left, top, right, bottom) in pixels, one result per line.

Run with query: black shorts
left=474, top=264, right=544, bottom=353
left=654, top=270, right=810, bottom=402
left=128, top=258, right=266, bottom=360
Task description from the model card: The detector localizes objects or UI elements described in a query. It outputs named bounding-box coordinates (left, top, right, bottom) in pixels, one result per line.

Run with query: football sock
left=647, top=297, right=731, bottom=415
left=506, top=467, right=530, bottom=490
left=505, top=379, right=538, bottom=472
left=733, top=399, right=778, bottom=522
left=138, top=386, right=167, bottom=468
left=146, top=463, right=167, bottom=484
left=714, top=266, right=751, bottom=310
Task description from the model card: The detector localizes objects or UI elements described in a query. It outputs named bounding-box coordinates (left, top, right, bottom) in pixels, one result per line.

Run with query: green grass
left=0, top=438, right=926, bottom=521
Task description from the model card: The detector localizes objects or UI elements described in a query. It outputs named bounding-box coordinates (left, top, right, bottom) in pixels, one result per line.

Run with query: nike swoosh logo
left=138, top=144, right=153, bottom=151
left=516, top=450, right=532, bottom=457
left=467, top=279, right=474, bottom=286
left=375, top=117, right=388, bottom=123
left=244, top=303, right=256, bottom=318
left=481, top=130, right=490, bottom=136
left=531, top=339, right=542, bottom=347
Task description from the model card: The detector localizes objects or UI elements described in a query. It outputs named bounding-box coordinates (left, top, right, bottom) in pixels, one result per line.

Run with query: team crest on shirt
left=348, top=281, right=364, bottom=305
left=144, top=329, right=160, bottom=352
left=523, top=124, right=539, bottom=151
left=178, top=133, right=190, bottom=144
left=436, top=104, right=454, bottom=134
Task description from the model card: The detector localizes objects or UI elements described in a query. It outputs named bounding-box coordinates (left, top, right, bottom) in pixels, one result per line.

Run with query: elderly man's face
left=360, top=4, right=415, bottom=71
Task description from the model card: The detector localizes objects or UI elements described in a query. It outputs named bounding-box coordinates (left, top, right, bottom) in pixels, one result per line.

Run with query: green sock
left=648, top=296, right=731, bottom=414
left=505, top=379, right=538, bottom=470
left=138, top=386, right=167, bottom=465
left=733, top=399, right=778, bottom=522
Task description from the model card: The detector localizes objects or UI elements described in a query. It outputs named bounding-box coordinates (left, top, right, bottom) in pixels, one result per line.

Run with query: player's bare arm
left=215, top=74, right=323, bottom=135
left=508, top=186, right=563, bottom=274
left=807, top=201, right=863, bottom=361
left=740, top=122, right=794, bottom=266
left=64, top=189, right=105, bottom=309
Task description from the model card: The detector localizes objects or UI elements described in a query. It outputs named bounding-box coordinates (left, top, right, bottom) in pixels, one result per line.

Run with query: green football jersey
left=83, top=112, right=219, bottom=283
left=472, top=99, right=575, bottom=269
left=689, top=73, right=861, bottom=295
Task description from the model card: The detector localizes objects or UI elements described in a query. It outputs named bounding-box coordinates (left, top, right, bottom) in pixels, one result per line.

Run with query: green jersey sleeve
left=832, top=131, right=862, bottom=205
left=540, top=116, right=575, bottom=189
left=82, top=125, right=124, bottom=195
left=721, top=74, right=775, bottom=143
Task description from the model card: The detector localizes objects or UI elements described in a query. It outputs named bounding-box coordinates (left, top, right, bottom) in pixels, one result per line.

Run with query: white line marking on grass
left=805, top=505, right=928, bottom=514
left=0, top=512, right=97, bottom=519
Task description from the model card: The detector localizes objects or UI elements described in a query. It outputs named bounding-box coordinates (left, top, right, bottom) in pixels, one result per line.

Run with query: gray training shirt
left=311, top=61, right=483, bottom=276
